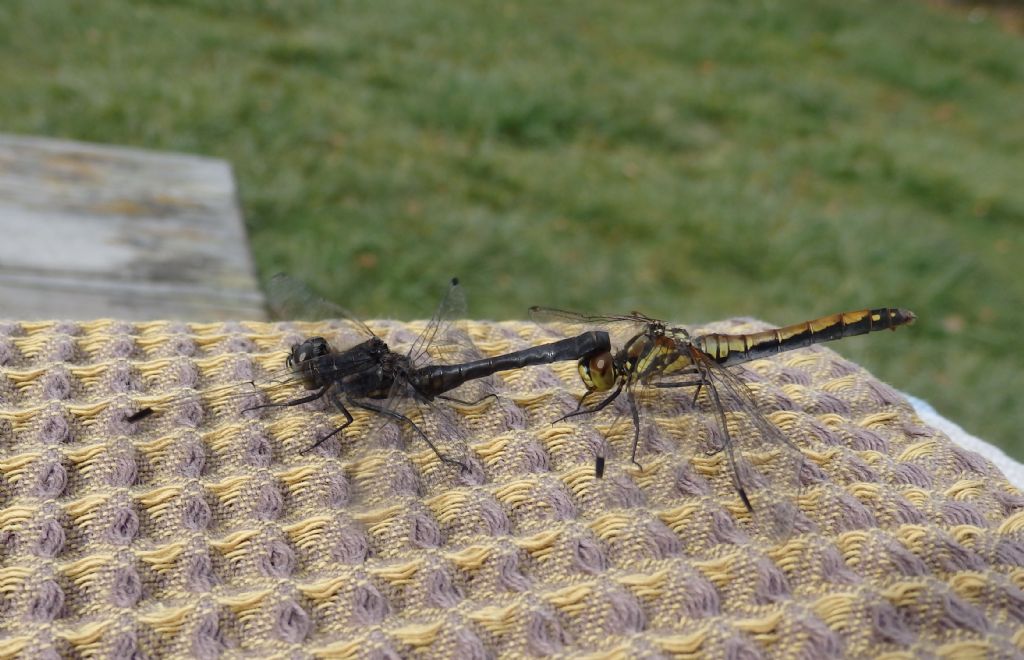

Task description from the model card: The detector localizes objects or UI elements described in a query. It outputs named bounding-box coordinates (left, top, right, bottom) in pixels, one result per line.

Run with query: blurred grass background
left=0, top=0, right=1022, bottom=455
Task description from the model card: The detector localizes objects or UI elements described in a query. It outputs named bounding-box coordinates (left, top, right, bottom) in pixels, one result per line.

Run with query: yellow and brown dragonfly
left=529, top=306, right=916, bottom=538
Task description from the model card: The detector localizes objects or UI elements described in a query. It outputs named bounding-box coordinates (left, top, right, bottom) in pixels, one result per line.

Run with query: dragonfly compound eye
left=579, top=351, right=616, bottom=392
left=287, top=338, right=331, bottom=380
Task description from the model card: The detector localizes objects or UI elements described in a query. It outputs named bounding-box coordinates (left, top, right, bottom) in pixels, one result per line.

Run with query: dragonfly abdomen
left=696, top=308, right=916, bottom=367
left=413, top=331, right=612, bottom=398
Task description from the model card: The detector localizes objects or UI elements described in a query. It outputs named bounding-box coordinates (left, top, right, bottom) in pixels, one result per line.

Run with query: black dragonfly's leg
left=350, top=399, right=467, bottom=471
left=556, top=382, right=625, bottom=424
left=437, top=393, right=498, bottom=406
left=245, top=384, right=330, bottom=412
left=301, top=389, right=354, bottom=453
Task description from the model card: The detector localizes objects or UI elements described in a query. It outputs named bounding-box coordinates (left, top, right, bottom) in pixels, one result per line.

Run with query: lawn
left=1, top=0, right=1022, bottom=455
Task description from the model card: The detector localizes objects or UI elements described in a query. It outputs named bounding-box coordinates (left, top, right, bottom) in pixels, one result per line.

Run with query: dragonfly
left=529, top=306, right=916, bottom=538
left=129, top=275, right=610, bottom=472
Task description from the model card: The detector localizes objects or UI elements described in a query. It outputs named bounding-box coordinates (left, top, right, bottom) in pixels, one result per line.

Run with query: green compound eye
left=579, top=351, right=616, bottom=392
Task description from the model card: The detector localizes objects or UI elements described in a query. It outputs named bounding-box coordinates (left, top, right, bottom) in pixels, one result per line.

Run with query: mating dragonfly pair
left=130, top=275, right=914, bottom=538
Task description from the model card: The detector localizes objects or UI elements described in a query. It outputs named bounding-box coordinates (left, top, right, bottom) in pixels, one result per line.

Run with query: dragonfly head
left=578, top=350, right=617, bottom=392
left=287, top=337, right=332, bottom=389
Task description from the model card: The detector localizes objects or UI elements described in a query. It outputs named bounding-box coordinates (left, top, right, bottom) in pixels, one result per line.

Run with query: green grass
left=1, top=0, right=1022, bottom=455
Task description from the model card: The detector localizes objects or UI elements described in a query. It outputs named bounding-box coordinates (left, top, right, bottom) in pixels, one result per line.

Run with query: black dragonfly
left=130, top=275, right=609, bottom=471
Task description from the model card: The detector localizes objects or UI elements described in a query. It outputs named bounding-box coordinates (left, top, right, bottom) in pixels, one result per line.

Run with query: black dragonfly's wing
left=265, top=273, right=376, bottom=341
left=529, top=307, right=654, bottom=351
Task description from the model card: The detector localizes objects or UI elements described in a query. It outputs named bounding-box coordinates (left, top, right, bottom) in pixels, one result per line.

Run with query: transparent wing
left=328, top=278, right=486, bottom=480
left=406, top=277, right=468, bottom=367
left=266, top=272, right=375, bottom=339
left=680, top=341, right=807, bottom=541
left=529, top=306, right=652, bottom=349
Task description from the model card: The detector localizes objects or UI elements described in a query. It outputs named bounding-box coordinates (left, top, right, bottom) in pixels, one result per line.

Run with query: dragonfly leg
left=556, top=382, right=625, bottom=423
left=301, top=390, right=354, bottom=453
left=350, top=399, right=468, bottom=472
left=246, top=384, right=330, bottom=412
left=626, top=389, right=645, bottom=472
left=437, top=393, right=498, bottom=406
left=649, top=379, right=703, bottom=389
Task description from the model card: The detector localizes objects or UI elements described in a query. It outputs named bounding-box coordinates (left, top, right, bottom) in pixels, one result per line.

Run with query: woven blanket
left=0, top=317, right=1022, bottom=659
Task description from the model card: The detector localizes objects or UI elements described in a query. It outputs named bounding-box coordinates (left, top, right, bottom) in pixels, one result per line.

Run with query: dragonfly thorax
left=287, top=336, right=391, bottom=391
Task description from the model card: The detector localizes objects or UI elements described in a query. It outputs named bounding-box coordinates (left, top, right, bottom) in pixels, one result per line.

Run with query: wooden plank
left=0, top=134, right=267, bottom=321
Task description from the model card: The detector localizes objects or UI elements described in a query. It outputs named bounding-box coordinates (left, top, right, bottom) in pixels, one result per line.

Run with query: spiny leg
left=351, top=399, right=467, bottom=471
left=556, top=382, right=625, bottom=424
left=437, top=393, right=498, bottom=406
left=245, top=384, right=330, bottom=413
left=301, top=389, right=354, bottom=453
left=626, top=388, right=645, bottom=471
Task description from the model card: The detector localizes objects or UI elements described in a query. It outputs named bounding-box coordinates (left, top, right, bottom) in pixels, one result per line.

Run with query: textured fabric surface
left=0, top=317, right=1022, bottom=659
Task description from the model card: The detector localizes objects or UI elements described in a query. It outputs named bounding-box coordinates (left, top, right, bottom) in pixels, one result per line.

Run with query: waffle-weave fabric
left=0, top=317, right=1022, bottom=659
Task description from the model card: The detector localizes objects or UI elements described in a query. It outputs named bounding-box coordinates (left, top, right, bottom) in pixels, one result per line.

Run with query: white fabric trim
left=905, top=394, right=1024, bottom=491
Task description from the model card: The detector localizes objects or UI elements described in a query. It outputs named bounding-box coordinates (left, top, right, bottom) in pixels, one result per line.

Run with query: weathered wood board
left=0, top=134, right=267, bottom=321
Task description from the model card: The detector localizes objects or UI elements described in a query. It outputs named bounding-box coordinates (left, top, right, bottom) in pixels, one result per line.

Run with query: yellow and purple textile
left=0, top=317, right=1022, bottom=658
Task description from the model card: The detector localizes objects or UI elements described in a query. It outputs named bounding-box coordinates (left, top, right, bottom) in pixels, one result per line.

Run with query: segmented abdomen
left=693, top=308, right=916, bottom=367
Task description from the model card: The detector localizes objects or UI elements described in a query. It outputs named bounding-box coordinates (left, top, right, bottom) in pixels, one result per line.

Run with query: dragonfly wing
left=266, top=273, right=376, bottom=340
left=406, top=278, right=468, bottom=366
left=529, top=307, right=649, bottom=348
left=686, top=346, right=807, bottom=541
